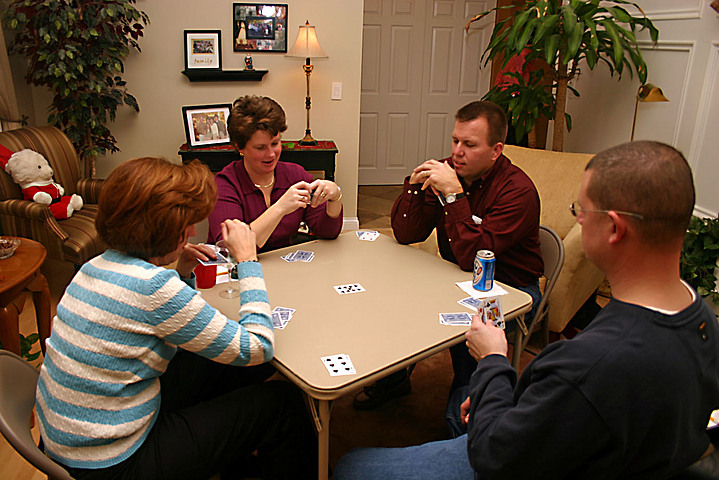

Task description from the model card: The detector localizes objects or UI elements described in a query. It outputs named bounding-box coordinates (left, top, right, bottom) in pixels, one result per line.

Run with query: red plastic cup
left=194, top=264, right=217, bottom=289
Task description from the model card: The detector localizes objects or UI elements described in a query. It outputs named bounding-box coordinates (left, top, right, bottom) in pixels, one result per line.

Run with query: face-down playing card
left=321, top=354, right=356, bottom=376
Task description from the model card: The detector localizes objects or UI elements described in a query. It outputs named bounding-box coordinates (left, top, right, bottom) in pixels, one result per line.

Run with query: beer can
left=472, top=250, right=495, bottom=291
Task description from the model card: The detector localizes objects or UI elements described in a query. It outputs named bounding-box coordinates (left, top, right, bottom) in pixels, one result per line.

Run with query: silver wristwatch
left=445, top=192, right=466, bottom=204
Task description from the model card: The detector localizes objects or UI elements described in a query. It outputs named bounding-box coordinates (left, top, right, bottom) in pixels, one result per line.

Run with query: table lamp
left=630, top=83, right=669, bottom=141
left=286, top=20, right=328, bottom=146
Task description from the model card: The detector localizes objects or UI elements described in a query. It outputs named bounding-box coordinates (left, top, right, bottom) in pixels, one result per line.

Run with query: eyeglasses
left=569, top=201, right=644, bottom=220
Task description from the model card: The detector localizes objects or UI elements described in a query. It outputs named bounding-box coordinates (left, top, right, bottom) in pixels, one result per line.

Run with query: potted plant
left=0, top=333, right=41, bottom=365
left=681, top=216, right=719, bottom=313
left=3, top=0, right=149, bottom=177
left=467, top=0, right=659, bottom=151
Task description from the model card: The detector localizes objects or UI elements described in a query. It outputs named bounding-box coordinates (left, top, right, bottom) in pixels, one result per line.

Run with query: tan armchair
left=504, top=144, right=604, bottom=335
left=0, top=126, right=106, bottom=265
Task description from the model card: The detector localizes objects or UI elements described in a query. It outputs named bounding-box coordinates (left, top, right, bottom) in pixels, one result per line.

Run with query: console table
left=178, top=140, right=338, bottom=181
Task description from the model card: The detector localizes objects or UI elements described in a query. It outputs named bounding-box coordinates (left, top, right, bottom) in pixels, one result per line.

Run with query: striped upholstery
left=0, top=126, right=106, bottom=264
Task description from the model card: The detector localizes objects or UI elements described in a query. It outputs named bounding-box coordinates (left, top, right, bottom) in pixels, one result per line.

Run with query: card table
left=202, top=231, right=532, bottom=480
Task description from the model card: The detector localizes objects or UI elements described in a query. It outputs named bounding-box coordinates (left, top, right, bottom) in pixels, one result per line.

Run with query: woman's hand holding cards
left=275, top=181, right=313, bottom=215
left=221, top=219, right=257, bottom=262
left=308, top=179, right=342, bottom=208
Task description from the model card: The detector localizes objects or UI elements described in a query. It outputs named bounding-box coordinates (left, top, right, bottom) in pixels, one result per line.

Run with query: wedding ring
left=320, top=192, right=327, bottom=197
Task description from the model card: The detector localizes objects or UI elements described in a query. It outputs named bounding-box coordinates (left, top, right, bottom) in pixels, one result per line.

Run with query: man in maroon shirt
left=354, top=101, right=543, bottom=411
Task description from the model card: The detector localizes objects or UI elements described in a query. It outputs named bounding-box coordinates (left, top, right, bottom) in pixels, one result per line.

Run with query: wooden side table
left=0, top=238, right=51, bottom=356
left=178, top=140, right=338, bottom=180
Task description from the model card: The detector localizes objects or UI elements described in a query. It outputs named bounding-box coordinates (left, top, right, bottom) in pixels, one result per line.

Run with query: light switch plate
left=331, top=82, right=342, bottom=100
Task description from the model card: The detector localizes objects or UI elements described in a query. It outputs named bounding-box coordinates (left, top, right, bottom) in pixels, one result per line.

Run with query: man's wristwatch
left=445, top=192, right=466, bottom=204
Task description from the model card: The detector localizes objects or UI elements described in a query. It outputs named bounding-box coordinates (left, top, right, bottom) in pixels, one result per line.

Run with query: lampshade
left=631, top=83, right=669, bottom=141
left=286, top=21, right=327, bottom=58
left=637, top=83, right=669, bottom=103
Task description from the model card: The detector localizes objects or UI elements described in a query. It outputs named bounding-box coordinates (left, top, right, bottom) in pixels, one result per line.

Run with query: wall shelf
left=181, top=69, right=268, bottom=82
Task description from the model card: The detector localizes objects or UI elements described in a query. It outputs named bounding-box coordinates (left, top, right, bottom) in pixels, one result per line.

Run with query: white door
left=360, top=0, right=496, bottom=185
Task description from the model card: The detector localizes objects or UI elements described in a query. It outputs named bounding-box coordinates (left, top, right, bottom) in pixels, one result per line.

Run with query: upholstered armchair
left=504, top=144, right=605, bottom=336
left=0, top=126, right=106, bottom=265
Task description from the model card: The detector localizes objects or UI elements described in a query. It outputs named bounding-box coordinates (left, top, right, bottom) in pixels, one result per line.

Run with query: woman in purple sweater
left=208, top=96, right=343, bottom=251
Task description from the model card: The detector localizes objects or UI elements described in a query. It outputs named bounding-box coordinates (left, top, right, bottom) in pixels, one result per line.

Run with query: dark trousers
left=65, top=351, right=317, bottom=480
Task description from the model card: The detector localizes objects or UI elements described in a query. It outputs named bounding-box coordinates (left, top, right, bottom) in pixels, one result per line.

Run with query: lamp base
left=299, top=131, right=318, bottom=146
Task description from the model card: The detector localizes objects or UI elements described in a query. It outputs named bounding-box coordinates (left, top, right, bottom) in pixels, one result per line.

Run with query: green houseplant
left=468, top=0, right=658, bottom=150
left=681, top=216, right=719, bottom=306
left=3, top=0, right=149, bottom=177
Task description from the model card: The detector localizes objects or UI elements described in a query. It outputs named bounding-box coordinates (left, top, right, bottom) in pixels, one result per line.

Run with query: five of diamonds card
left=355, top=230, right=380, bottom=241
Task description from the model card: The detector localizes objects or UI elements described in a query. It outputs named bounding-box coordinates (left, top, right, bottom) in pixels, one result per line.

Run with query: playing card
left=482, top=297, right=505, bottom=329
left=273, top=306, right=296, bottom=315
left=271, top=306, right=295, bottom=330
left=294, top=250, right=315, bottom=262
left=458, top=296, right=482, bottom=311
left=198, top=250, right=230, bottom=266
left=358, top=230, right=379, bottom=241
left=281, top=251, right=297, bottom=262
left=334, top=283, right=366, bottom=295
left=439, top=312, right=473, bottom=326
left=271, top=311, right=285, bottom=329
left=321, top=354, right=356, bottom=376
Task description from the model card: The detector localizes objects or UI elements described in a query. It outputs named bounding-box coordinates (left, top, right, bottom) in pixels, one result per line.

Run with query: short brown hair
left=96, top=158, right=217, bottom=260
left=585, top=141, right=695, bottom=246
left=228, top=95, right=288, bottom=149
left=455, top=101, right=508, bottom=146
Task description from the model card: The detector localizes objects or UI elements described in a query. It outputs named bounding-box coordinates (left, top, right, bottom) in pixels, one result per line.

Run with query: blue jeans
left=333, top=435, right=475, bottom=480
left=445, top=385, right=471, bottom=438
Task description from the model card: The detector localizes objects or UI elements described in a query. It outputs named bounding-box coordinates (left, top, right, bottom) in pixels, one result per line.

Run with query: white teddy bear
left=3, top=148, right=83, bottom=220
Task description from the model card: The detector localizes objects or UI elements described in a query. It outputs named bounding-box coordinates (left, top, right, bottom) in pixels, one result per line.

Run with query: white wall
left=9, top=0, right=363, bottom=224
left=563, top=0, right=719, bottom=217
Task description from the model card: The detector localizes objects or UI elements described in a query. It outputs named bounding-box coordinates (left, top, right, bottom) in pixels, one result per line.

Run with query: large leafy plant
left=469, top=0, right=658, bottom=151
left=3, top=0, right=149, bottom=177
left=681, top=216, right=719, bottom=304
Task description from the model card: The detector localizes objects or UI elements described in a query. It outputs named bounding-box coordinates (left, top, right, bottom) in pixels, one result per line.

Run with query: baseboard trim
left=343, top=217, right=360, bottom=231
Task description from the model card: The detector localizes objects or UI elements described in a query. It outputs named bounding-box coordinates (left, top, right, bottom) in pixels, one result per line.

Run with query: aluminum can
left=472, top=250, right=495, bottom=291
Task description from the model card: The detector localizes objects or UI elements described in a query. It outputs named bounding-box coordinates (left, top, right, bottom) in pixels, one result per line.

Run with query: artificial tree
left=468, top=0, right=658, bottom=151
left=3, top=0, right=149, bottom=177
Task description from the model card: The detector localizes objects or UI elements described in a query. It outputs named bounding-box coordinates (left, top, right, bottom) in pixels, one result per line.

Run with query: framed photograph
left=182, top=104, right=232, bottom=148
left=233, top=3, right=288, bottom=52
left=184, top=30, right=222, bottom=70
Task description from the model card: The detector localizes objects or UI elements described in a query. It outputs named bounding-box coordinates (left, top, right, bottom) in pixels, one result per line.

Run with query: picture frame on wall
left=182, top=104, right=232, bottom=148
left=184, top=30, right=222, bottom=70
left=233, top=3, right=288, bottom=52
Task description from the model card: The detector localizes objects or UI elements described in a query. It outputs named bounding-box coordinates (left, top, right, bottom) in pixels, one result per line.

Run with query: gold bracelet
left=330, top=186, right=342, bottom=202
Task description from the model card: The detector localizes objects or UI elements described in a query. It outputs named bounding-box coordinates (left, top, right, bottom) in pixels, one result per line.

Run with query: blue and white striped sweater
left=36, top=249, right=273, bottom=469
